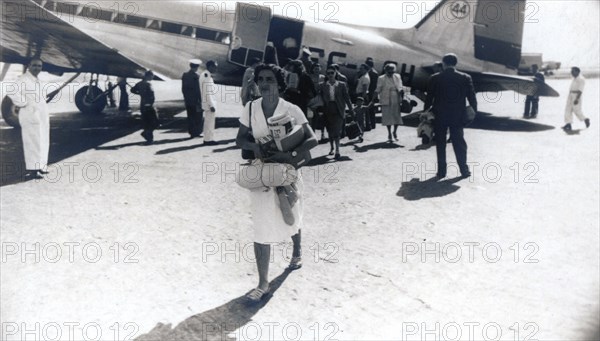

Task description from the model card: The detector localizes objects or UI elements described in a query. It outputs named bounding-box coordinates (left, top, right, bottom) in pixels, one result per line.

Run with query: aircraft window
left=195, top=27, right=217, bottom=41
left=217, top=32, right=231, bottom=45
left=181, top=26, right=194, bottom=37
left=123, top=14, right=147, bottom=28
left=161, top=22, right=183, bottom=34
left=147, top=20, right=161, bottom=30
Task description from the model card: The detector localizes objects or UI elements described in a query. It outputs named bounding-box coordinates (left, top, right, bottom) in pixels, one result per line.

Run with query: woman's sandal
left=288, top=256, right=303, bottom=270
left=245, top=287, right=270, bottom=303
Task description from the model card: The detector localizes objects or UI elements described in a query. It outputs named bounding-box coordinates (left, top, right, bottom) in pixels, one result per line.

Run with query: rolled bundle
left=236, top=162, right=298, bottom=189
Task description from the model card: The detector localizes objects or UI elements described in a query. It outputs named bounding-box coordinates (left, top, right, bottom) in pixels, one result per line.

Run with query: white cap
left=189, top=59, right=202, bottom=66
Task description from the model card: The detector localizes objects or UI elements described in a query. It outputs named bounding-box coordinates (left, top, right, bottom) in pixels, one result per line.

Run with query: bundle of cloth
left=237, top=112, right=309, bottom=225
left=417, top=109, right=435, bottom=145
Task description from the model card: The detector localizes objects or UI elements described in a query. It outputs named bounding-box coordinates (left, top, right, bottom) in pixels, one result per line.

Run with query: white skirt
left=249, top=164, right=304, bottom=244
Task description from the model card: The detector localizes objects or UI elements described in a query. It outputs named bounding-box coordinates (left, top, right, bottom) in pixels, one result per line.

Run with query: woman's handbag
left=241, top=101, right=256, bottom=160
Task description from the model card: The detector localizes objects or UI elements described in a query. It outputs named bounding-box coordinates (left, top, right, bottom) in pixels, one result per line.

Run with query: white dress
left=239, top=98, right=307, bottom=244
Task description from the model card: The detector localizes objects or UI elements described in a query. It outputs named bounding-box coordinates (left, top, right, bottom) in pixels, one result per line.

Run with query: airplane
left=1, top=0, right=560, bottom=128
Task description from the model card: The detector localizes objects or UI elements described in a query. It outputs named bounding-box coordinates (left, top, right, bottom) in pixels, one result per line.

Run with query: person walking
left=319, top=66, right=353, bottom=159
left=424, top=53, right=477, bottom=178
left=235, top=63, right=318, bottom=303
left=131, top=70, right=159, bottom=144
left=200, top=60, right=218, bottom=145
left=181, top=59, right=204, bottom=138
left=370, top=63, right=403, bottom=142
left=7, top=58, right=50, bottom=179
left=562, top=66, right=590, bottom=131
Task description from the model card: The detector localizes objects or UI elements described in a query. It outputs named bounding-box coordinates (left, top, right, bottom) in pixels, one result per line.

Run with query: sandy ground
left=1, top=76, right=599, bottom=340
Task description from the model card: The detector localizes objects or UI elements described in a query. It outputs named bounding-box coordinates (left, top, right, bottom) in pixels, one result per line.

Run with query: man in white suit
left=200, top=60, right=218, bottom=145
left=8, top=58, right=50, bottom=179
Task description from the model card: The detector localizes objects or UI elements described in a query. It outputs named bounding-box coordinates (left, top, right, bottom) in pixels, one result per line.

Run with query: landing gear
left=75, top=75, right=107, bottom=114
left=75, top=85, right=106, bottom=114
left=1, top=96, right=20, bottom=128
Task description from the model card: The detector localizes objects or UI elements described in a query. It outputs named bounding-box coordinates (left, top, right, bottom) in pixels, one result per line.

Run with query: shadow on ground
left=135, top=270, right=291, bottom=341
left=401, top=111, right=555, bottom=132
left=0, top=103, right=243, bottom=186
left=397, top=176, right=468, bottom=200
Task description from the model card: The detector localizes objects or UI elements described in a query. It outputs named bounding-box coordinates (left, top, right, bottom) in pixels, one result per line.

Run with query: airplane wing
left=1, top=0, right=156, bottom=79
left=467, top=71, right=560, bottom=97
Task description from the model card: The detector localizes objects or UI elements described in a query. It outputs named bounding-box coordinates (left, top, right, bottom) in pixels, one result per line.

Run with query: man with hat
left=200, top=60, right=219, bottom=145
left=424, top=53, right=477, bottom=179
left=181, top=58, right=203, bottom=138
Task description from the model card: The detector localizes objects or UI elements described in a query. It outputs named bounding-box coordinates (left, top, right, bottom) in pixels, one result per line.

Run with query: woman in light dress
left=236, top=64, right=317, bottom=303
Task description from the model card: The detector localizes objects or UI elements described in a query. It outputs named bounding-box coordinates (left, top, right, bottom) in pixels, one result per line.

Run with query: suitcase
left=345, top=121, right=362, bottom=140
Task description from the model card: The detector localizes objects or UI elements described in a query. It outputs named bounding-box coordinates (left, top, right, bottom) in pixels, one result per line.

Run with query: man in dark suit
left=424, top=53, right=477, bottom=178
left=181, top=59, right=203, bottom=138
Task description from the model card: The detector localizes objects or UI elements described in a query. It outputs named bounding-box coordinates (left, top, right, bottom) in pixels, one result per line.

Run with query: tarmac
left=1, top=78, right=599, bottom=340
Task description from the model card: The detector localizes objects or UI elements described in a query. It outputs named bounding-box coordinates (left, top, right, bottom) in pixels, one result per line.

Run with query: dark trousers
left=365, top=95, right=376, bottom=130
left=185, top=105, right=204, bottom=137
left=118, top=83, right=129, bottom=111
left=524, top=96, right=539, bottom=117
left=434, top=125, right=468, bottom=175
left=141, top=106, right=159, bottom=140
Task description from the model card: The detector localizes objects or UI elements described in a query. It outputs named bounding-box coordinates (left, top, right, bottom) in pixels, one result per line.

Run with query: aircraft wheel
left=421, top=136, right=430, bottom=145
left=75, top=86, right=106, bottom=114
left=1, top=96, right=20, bottom=128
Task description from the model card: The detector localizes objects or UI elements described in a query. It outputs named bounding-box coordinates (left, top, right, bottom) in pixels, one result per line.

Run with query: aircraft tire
left=75, top=86, right=106, bottom=114
left=421, top=136, right=430, bottom=145
left=1, top=96, right=21, bottom=128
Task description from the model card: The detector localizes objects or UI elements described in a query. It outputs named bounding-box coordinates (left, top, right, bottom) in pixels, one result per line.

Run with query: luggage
left=345, top=120, right=362, bottom=140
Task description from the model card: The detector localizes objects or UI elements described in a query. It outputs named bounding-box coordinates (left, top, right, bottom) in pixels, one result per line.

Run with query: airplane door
left=229, top=3, right=271, bottom=67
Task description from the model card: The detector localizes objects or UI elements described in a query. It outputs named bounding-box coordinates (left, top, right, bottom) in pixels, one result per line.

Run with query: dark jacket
left=424, top=68, right=477, bottom=127
left=181, top=70, right=201, bottom=107
left=319, top=81, right=353, bottom=118
left=131, top=81, right=155, bottom=107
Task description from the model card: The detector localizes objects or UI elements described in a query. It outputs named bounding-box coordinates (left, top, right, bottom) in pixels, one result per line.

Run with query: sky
left=224, top=0, right=600, bottom=68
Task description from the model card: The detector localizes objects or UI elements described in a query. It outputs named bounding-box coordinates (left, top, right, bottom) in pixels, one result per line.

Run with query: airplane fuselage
left=35, top=0, right=515, bottom=92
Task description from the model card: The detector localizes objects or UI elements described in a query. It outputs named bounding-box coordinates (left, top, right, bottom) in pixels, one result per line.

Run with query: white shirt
left=569, top=75, right=585, bottom=93
left=355, top=73, right=371, bottom=94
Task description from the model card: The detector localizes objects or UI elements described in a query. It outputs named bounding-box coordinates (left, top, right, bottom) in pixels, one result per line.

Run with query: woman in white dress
left=236, top=64, right=318, bottom=303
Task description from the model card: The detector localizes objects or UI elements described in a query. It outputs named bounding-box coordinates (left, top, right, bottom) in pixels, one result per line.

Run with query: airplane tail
left=409, top=0, right=525, bottom=69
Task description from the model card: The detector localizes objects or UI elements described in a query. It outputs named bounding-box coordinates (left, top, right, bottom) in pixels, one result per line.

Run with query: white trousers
left=564, top=95, right=586, bottom=124
left=19, top=107, right=49, bottom=170
left=203, top=110, right=216, bottom=141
